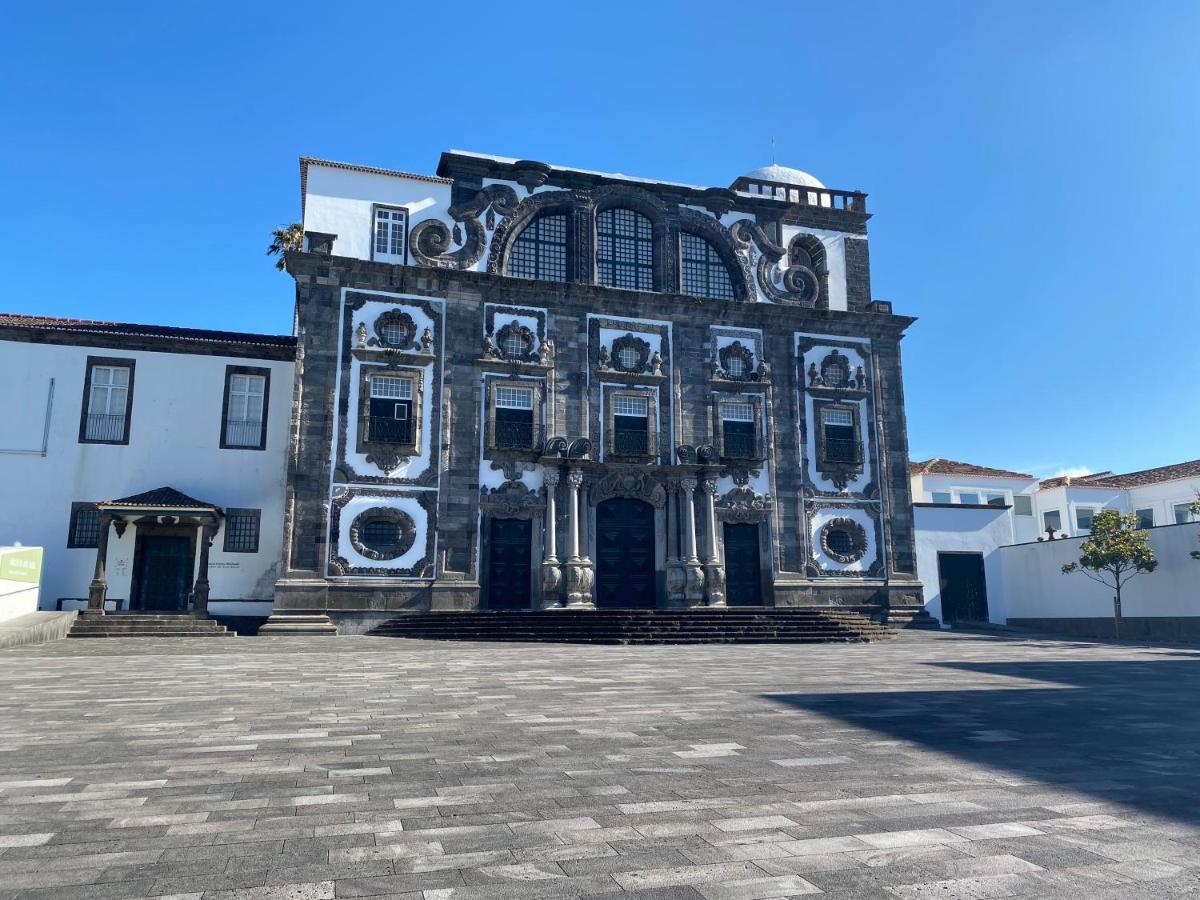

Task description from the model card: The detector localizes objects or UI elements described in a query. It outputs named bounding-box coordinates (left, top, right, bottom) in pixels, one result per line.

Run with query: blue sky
left=2, top=1, right=1196, bottom=477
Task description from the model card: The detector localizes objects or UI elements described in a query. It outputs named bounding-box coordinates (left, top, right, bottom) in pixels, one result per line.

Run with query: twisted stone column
left=541, top=470, right=563, bottom=608
left=680, top=477, right=705, bottom=606
left=701, top=478, right=726, bottom=608
left=563, top=468, right=594, bottom=608
left=665, top=480, right=686, bottom=607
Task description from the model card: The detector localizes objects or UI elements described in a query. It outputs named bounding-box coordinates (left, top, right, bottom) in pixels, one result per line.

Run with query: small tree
left=1191, top=496, right=1200, bottom=561
left=1062, top=509, right=1157, bottom=639
left=266, top=223, right=304, bottom=271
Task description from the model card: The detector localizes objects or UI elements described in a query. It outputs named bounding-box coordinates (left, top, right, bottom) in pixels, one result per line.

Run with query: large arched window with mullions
left=679, top=232, right=735, bottom=300
left=596, top=208, right=654, bottom=290
left=507, top=212, right=568, bottom=282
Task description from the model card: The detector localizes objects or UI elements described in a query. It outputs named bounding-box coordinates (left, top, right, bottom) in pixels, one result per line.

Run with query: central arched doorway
left=595, top=498, right=656, bottom=608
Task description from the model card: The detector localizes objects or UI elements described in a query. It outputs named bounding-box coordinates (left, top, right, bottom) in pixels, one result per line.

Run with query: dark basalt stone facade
left=264, top=152, right=924, bottom=632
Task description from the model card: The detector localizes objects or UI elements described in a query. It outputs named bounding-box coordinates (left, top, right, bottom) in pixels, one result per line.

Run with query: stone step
left=68, top=614, right=232, bottom=638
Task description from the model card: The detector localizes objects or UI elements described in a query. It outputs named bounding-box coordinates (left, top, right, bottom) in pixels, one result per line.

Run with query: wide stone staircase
left=369, top=608, right=896, bottom=645
left=68, top=613, right=234, bottom=638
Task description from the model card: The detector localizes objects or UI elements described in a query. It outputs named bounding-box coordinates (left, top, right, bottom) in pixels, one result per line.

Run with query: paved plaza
left=0, top=632, right=1199, bottom=899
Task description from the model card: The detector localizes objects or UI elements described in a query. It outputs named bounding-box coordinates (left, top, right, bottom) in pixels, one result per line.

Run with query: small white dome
left=742, top=164, right=825, bottom=189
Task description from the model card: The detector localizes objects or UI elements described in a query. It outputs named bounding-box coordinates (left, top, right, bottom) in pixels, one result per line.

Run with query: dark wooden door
left=937, top=552, right=988, bottom=623
left=595, top=498, right=656, bottom=608
left=486, top=518, right=532, bottom=610
left=133, top=536, right=193, bottom=610
left=723, top=523, right=762, bottom=606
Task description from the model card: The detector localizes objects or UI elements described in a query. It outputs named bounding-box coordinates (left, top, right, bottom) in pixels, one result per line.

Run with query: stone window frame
left=219, top=365, right=271, bottom=451
left=679, top=231, right=737, bottom=300
left=222, top=507, right=261, bottom=554
left=78, top=355, right=135, bottom=445
left=505, top=210, right=570, bottom=283
left=356, top=364, right=424, bottom=458
left=484, top=375, right=546, bottom=453
left=372, top=309, right=418, bottom=350
left=595, top=206, right=656, bottom=292
left=819, top=517, right=869, bottom=565
left=494, top=319, right=539, bottom=362
left=604, top=385, right=659, bottom=461
left=717, top=340, right=756, bottom=381
left=67, top=501, right=100, bottom=549
left=348, top=506, right=417, bottom=562
left=813, top=399, right=864, bottom=471
left=713, top=392, right=765, bottom=462
left=371, top=204, right=409, bottom=265
left=608, top=332, right=653, bottom=374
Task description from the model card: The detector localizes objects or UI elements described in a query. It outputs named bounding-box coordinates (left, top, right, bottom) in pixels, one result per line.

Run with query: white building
left=0, top=314, right=294, bottom=621
left=911, top=456, right=1200, bottom=634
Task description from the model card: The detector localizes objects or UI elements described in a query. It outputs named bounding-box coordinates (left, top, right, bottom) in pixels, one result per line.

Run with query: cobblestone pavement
left=1, top=631, right=1199, bottom=899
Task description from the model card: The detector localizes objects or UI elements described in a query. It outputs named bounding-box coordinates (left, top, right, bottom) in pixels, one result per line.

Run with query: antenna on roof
left=770, top=135, right=776, bottom=165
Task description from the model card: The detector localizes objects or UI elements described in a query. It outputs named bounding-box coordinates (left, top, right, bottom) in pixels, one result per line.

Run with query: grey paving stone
left=0, top=632, right=1198, bottom=898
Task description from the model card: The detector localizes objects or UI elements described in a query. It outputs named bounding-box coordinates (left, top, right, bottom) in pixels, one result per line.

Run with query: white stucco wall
left=1001, top=522, right=1200, bottom=620
left=0, top=339, right=292, bottom=612
left=910, top=473, right=1040, bottom=544
left=913, top=505, right=1013, bottom=624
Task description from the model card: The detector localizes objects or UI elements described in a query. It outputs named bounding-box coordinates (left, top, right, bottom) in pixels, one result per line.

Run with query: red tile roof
left=100, top=486, right=220, bottom=510
left=1040, top=460, right=1200, bottom=490
left=910, top=458, right=1035, bottom=480
left=0, top=313, right=295, bottom=348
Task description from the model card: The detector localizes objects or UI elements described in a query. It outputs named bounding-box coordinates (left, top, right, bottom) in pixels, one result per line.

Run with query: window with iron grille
left=821, top=407, right=857, bottom=463
left=68, top=503, right=100, bottom=548
left=373, top=207, right=407, bottom=261
left=494, top=385, right=535, bottom=449
left=222, top=370, right=267, bottom=449
left=613, top=395, right=650, bottom=455
left=223, top=508, right=260, bottom=553
left=368, top=375, right=414, bottom=443
left=721, top=402, right=756, bottom=458
left=496, top=386, right=533, bottom=409
left=508, top=213, right=567, bottom=281
left=81, top=358, right=133, bottom=443
left=680, top=233, right=734, bottom=300
left=596, top=208, right=653, bottom=290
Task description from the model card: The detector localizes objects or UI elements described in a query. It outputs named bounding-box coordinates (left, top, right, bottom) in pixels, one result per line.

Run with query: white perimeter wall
left=914, top=505, right=1013, bottom=624
left=1001, top=522, right=1200, bottom=620
left=0, top=340, right=292, bottom=612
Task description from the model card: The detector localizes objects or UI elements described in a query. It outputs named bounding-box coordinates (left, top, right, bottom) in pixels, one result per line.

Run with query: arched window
left=680, top=232, right=734, bottom=300
left=596, top=208, right=653, bottom=290
left=508, top=213, right=567, bottom=282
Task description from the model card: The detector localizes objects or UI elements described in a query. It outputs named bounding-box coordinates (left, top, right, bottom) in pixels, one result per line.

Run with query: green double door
left=132, top=536, right=192, bottom=611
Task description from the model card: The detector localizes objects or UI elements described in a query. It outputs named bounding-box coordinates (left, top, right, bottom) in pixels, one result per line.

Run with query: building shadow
left=765, top=659, right=1200, bottom=826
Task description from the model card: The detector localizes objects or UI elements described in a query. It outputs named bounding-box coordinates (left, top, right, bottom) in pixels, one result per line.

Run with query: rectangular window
left=221, top=367, right=269, bottom=449
left=984, top=492, right=1007, bottom=507
left=373, top=207, right=407, bottom=262
left=931, top=491, right=952, bottom=504
left=68, top=502, right=100, bottom=548
left=1043, top=509, right=1063, bottom=533
left=958, top=492, right=980, bottom=506
left=1013, top=495, right=1033, bottom=516
left=1135, top=507, right=1155, bottom=529
left=820, top=407, right=857, bottom=464
left=223, top=508, right=261, bottom=553
left=494, top=384, right=535, bottom=449
left=1075, top=507, right=1096, bottom=531
left=496, top=386, right=534, bottom=409
left=613, top=395, right=650, bottom=455
left=721, top=402, right=756, bottom=459
left=80, top=357, right=134, bottom=444
left=1175, top=502, right=1196, bottom=525
left=368, top=375, right=414, bottom=443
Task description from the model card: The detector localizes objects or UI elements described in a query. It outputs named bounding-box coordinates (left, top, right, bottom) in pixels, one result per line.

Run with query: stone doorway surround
left=86, top=486, right=222, bottom=618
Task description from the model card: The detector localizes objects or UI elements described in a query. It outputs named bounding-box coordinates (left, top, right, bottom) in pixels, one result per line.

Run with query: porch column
left=665, top=480, right=685, bottom=607
left=680, top=478, right=705, bottom=605
left=86, top=512, right=114, bottom=615
left=701, top=478, right=726, bottom=608
left=540, top=470, right=563, bottom=609
left=191, top=521, right=219, bottom=618
left=563, top=467, right=594, bottom=609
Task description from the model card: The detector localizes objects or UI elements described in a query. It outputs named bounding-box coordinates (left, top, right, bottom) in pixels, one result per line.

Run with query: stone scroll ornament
left=408, top=185, right=520, bottom=270
left=729, top=219, right=821, bottom=305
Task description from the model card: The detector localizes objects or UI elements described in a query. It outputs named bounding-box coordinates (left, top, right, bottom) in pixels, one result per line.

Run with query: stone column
left=562, top=468, right=594, bottom=609
left=664, top=480, right=686, bottom=607
left=701, top=478, right=727, bottom=608
left=86, top=513, right=114, bottom=615
left=540, top=470, right=563, bottom=609
left=191, top=521, right=218, bottom=618
left=680, top=477, right=705, bottom=606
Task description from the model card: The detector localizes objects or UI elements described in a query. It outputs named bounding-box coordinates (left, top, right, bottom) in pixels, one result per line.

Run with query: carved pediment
left=590, top=468, right=667, bottom=509
left=480, top=480, right=543, bottom=519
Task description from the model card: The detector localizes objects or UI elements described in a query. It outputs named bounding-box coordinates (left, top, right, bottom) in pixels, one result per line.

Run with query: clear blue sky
left=3, top=1, right=1196, bottom=477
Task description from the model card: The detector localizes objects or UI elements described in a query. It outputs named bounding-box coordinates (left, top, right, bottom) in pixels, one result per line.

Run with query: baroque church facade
left=266, top=151, right=925, bottom=632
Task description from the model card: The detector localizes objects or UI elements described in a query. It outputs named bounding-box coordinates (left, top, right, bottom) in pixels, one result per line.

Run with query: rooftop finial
left=770, top=135, right=776, bottom=165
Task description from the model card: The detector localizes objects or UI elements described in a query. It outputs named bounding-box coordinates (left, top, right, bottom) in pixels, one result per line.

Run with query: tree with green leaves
left=1191, top=496, right=1200, bottom=560
left=1062, top=509, right=1157, bottom=639
left=266, top=223, right=304, bottom=271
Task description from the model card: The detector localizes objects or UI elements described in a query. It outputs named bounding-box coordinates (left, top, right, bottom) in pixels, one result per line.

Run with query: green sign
left=0, top=547, right=43, bottom=584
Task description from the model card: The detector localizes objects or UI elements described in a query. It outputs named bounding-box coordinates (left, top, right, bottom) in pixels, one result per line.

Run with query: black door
left=937, top=552, right=988, bottom=624
left=132, top=536, right=193, bottom=610
left=486, top=518, right=532, bottom=610
left=723, top=523, right=762, bottom=606
left=595, top=498, right=656, bottom=608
